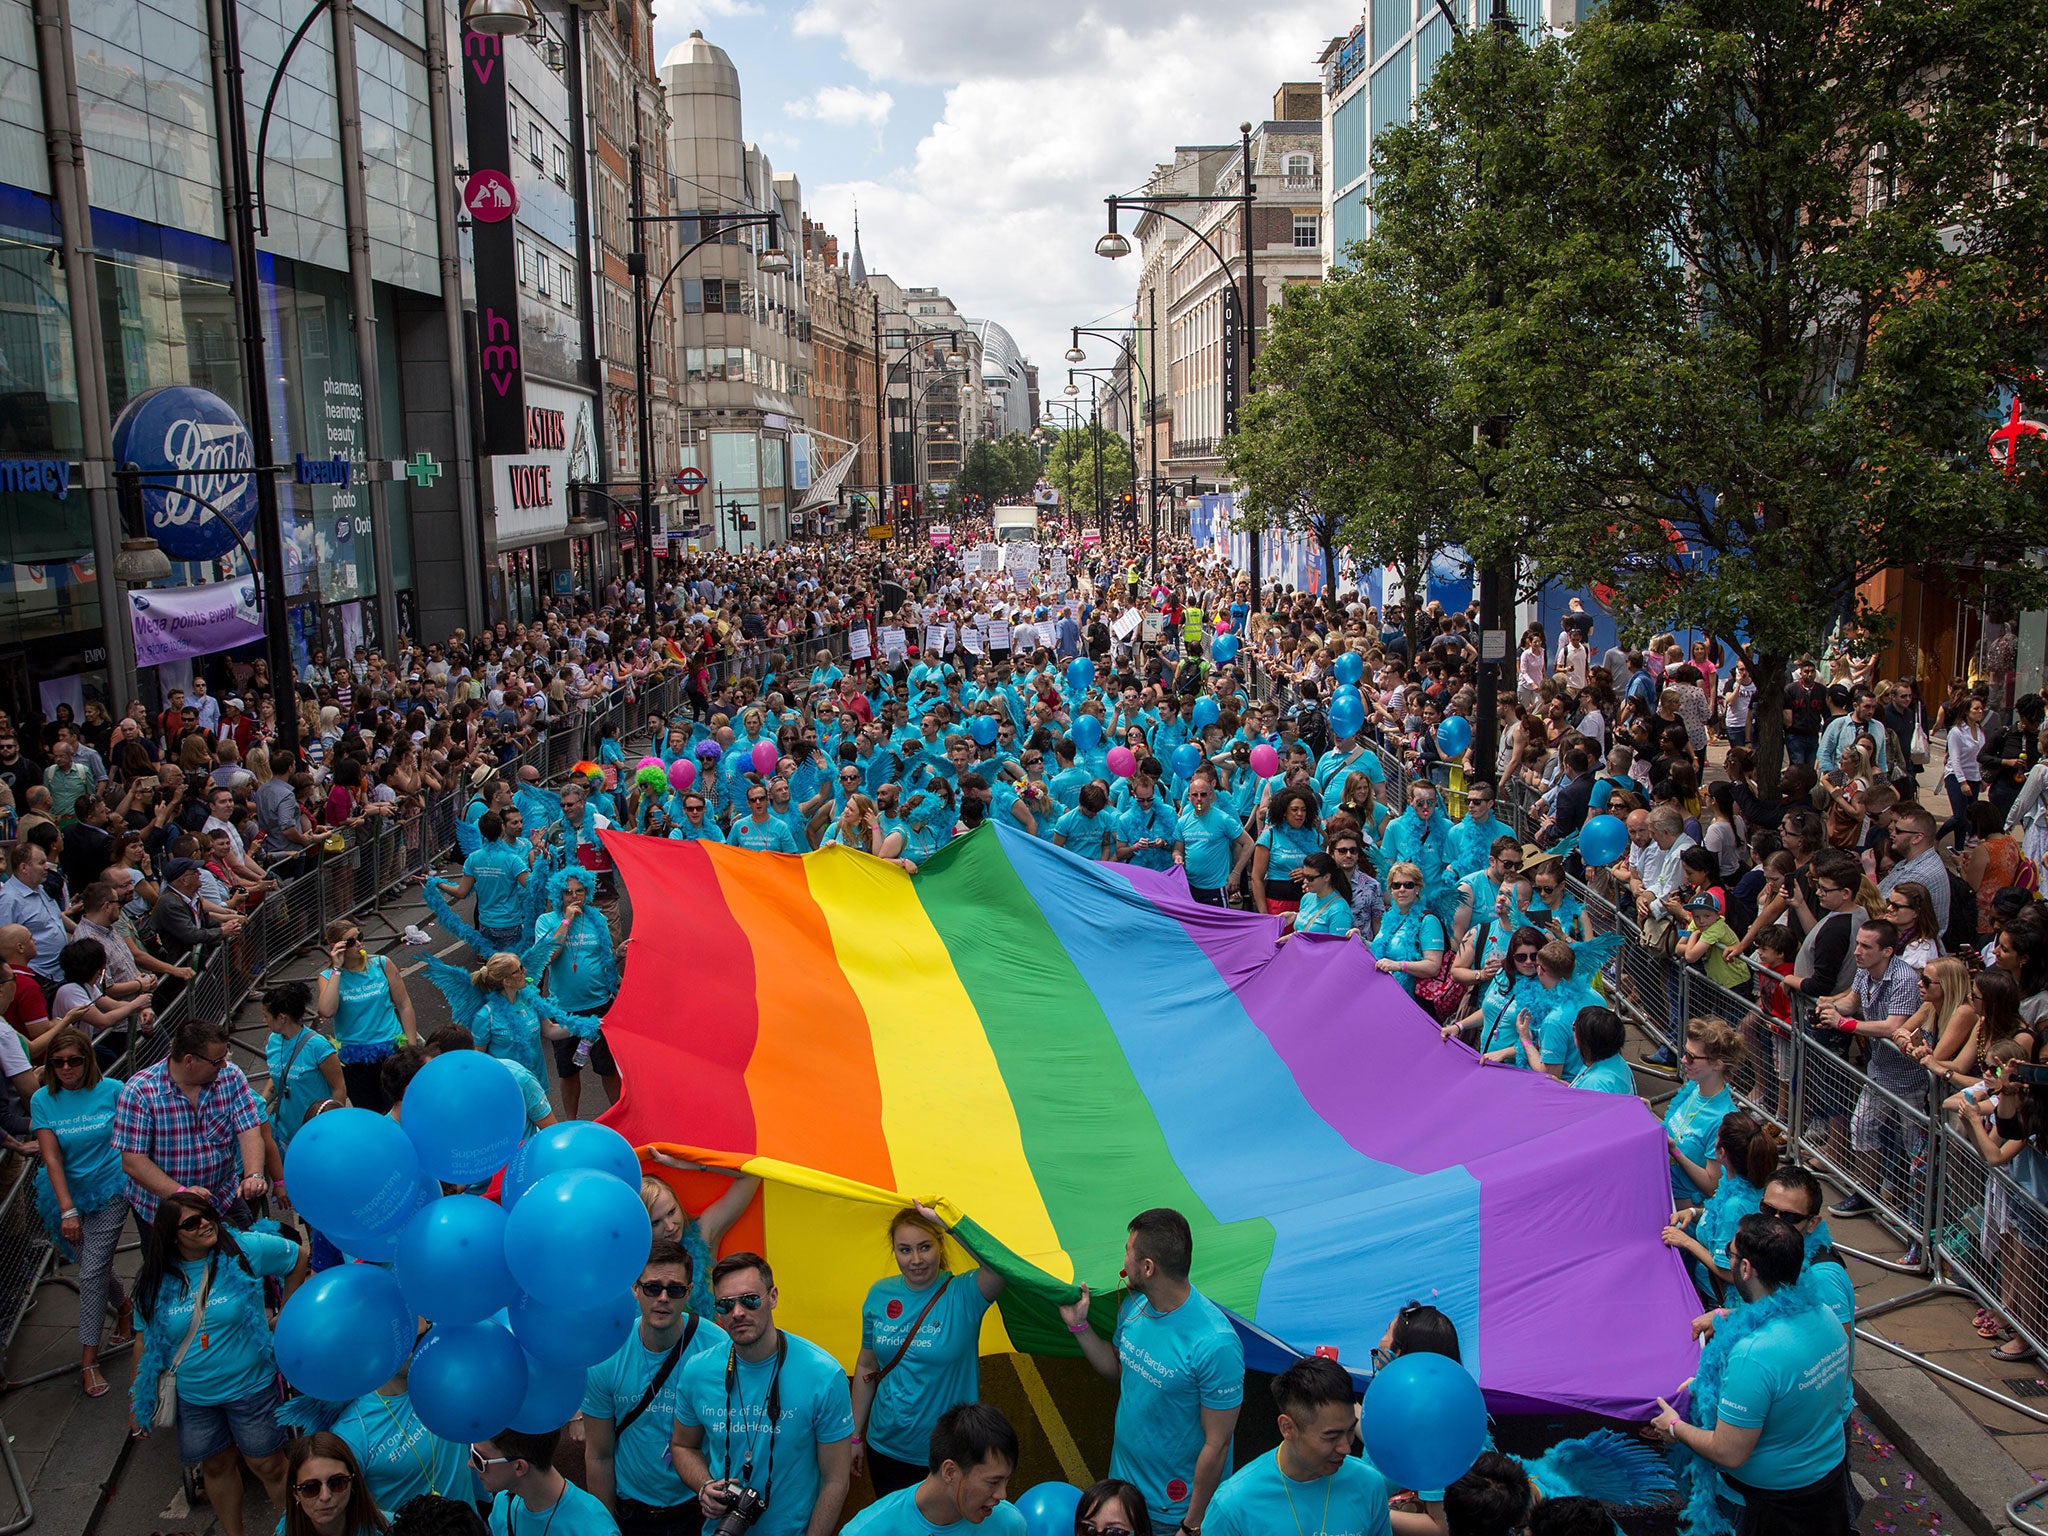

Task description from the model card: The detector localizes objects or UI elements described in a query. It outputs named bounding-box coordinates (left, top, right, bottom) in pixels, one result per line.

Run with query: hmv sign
left=463, top=27, right=526, bottom=454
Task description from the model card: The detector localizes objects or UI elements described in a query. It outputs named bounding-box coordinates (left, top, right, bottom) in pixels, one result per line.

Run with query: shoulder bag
left=153, top=1255, right=215, bottom=1431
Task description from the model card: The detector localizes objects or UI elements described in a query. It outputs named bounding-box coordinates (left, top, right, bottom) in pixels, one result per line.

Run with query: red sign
left=527, top=406, right=566, bottom=449
left=507, top=463, right=552, bottom=510
left=1991, top=396, right=2045, bottom=478
left=677, top=467, right=707, bottom=495
left=463, top=168, right=518, bottom=223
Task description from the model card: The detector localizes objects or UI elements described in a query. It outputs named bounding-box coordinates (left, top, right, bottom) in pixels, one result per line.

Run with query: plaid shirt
left=111, top=1059, right=264, bottom=1220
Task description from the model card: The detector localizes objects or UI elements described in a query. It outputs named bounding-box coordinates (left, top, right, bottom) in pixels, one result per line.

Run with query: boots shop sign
left=463, top=27, right=526, bottom=455
left=490, top=383, right=596, bottom=543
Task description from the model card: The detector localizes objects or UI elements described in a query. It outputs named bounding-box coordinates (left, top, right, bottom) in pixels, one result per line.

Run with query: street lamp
left=1064, top=343, right=1086, bottom=363
left=1072, top=319, right=1157, bottom=571
left=1064, top=380, right=1080, bottom=397
left=460, top=0, right=536, bottom=34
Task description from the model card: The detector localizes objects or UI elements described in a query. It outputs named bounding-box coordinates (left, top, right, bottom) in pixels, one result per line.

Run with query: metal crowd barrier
left=0, top=624, right=858, bottom=1385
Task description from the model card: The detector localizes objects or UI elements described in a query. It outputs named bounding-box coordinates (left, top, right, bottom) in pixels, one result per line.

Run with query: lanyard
left=722, top=1334, right=789, bottom=1495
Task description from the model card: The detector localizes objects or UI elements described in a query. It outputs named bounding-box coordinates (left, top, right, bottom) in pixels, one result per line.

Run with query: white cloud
left=667, top=0, right=763, bottom=26
left=785, top=84, right=895, bottom=130
left=792, top=2, right=1335, bottom=382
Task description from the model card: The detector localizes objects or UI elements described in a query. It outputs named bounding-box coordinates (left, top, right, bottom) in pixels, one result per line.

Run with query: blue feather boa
left=1677, top=1280, right=1826, bottom=1536
left=33, top=1158, right=128, bottom=1260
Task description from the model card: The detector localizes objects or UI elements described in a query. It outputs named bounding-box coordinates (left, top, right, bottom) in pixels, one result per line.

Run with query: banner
left=463, top=28, right=527, bottom=455
left=130, top=578, right=266, bottom=667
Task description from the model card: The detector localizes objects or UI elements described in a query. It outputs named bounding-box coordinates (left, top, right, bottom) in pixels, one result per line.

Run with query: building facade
left=966, top=318, right=1034, bottom=439
left=659, top=29, right=810, bottom=554
left=797, top=217, right=875, bottom=534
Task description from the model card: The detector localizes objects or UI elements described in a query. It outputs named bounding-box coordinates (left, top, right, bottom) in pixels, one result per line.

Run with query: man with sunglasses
left=1444, top=780, right=1506, bottom=882
left=1060, top=1208, right=1244, bottom=1536
left=672, top=1252, right=853, bottom=1536
left=670, top=795, right=727, bottom=845
left=729, top=785, right=804, bottom=855
left=842, top=1402, right=1026, bottom=1536
left=1650, top=1212, right=1853, bottom=1536
left=585, top=1239, right=717, bottom=1534
left=1202, top=1355, right=1389, bottom=1536
left=474, top=1425, right=618, bottom=1536
left=1452, top=835, right=1523, bottom=948
left=1174, top=774, right=1251, bottom=909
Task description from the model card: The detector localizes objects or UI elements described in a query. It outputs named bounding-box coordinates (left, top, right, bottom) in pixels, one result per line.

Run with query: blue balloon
left=1066, top=657, right=1095, bottom=693
left=1329, top=694, right=1366, bottom=740
left=1212, top=633, right=1240, bottom=665
left=409, top=1322, right=531, bottom=1443
left=510, top=1353, right=589, bottom=1433
left=1360, top=1352, right=1488, bottom=1494
left=283, top=1108, right=425, bottom=1244
left=1436, top=714, right=1473, bottom=760
left=1333, top=651, right=1365, bottom=686
left=969, top=716, right=998, bottom=746
left=273, top=1264, right=415, bottom=1402
left=507, top=1289, right=637, bottom=1368
left=401, top=1051, right=526, bottom=1184
left=1170, top=742, right=1203, bottom=779
left=397, top=1194, right=519, bottom=1325
left=1580, top=813, right=1629, bottom=869
left=503, top=1121, right=641, bottom=1210
left=1191, top=696, right=1220, bottom=730
left=339, top=1171, right=440, bottom=1262
left=1016, top=1482, right=1085, bottom=1536
left=1071, top=715, right=1104, bottom=750
left=503, top=1169, right=654, bottom=1309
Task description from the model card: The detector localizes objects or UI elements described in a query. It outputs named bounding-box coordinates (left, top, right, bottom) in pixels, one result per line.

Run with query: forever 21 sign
left=463, top=27, right=526, bottom=455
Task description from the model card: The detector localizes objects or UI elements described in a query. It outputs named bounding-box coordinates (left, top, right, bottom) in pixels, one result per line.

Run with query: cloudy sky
left=651, top=0, right=1341, bottom=399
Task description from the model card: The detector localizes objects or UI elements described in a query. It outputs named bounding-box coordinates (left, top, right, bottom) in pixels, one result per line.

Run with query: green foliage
left=1047, top=422, right=1134, bottom=521
left=956, top=433, right=1043, bottom=504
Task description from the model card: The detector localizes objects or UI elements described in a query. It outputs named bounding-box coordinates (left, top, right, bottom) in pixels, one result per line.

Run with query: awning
left=793, top=445, right=858, bottom=513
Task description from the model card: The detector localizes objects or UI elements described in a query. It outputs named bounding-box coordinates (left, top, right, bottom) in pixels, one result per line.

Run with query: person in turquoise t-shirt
left=729, top=787, right=805, bottom=853
left=261, top=980, right=344, bottom=1153
left=1649, top=1213, right=1852, bottom=1526
left=1061, top=1209, right=1245, bottom=1531
left=1665, top=1019, right=1743, bottom=1205
left=281, top=1432, right=394, bottom=1536
left=334, top=1375, right=479, bottom=1514
left=477, top=1425, right=622, bottom=1536
left=843, top=1403, right=1028, bottom=1536
left=673, top=1253, right=855, bottom=1536
left=1056, top=785, right=1120, bottom=862
left=1117, top=779, right=1180, bottom=871
left=584, top=1238, right=722, bottom=1523
left=850, top=1205, right=1007, bottom=1493
left=1174, top=782, right=1249, bottom=905
left=131, top=1192, right=307, bottom=1526
left=439, top=810, right=534, bottom=949
left=1566, top=1007, right=1636, bottom=1095
left=1283, top=854, right=1355, bottom=939
left=1204, top=1355, right=1390, bottom=1536
left=1511, top=942, right=1591, bottom=1082
left=30, top=1027, right=130, bottom=1398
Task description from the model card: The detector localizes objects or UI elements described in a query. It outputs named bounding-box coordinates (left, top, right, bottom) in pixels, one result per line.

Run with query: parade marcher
left=1201, top=1355, right=1390, bottom=1536
left=475, top=1427, right=621, bottom=1536
left=1060, top=1208, right=1244, bottom=1534
left=316, top=919, right=419, bottom=1113
left=527, top=867, right=622, bottom=1119
left=842, top=1403, right=1027, bottom=1536
left=263, top=979, right=347, bottom=1153
left=850, top=1204, right=1007, bottom=1494
left=30, top=1023, right=131, bottom=1396
left=113, top=1017, right=269, bottom=1227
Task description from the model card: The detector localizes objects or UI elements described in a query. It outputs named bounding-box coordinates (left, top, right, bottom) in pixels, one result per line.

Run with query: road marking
left=1009, top=1351, right=1092, bottom=1488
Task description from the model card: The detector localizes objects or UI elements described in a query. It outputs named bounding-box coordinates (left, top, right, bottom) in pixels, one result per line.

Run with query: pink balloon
left=1249, top=744, right=1280, bottom=778
left=636, top=756, right=661, bottom=772
left=1107, top=746, right=1138, bottom=779
left=667, top=758, right=696, bottom=792
left=750, top=741, right=780, bottom=775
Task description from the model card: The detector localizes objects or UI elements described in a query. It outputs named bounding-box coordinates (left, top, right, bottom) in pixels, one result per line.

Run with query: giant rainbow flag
left=599, top=824, right=1699, bottom=1418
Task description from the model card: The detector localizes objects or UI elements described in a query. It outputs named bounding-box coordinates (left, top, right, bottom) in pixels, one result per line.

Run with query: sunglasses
left=177, top=1211, right=216, bottom=1232
left=469, top=1448, right=512, bottom=1473
left=638, top=1280, right=690, bottom=1299
left=1332, top=845, right=1361, bottom=856
left=294, top=1473, right=354, bottom=1500
left=1761, top=1203, right=1813, bottom=1225
left=48, top=1054, right=86, bottom=1069
left=1389, top=879, right=1419, bottom=890
left=713, top=1292, right=765, bottom=1315
left=1512, top=951, right=1539, bottom=963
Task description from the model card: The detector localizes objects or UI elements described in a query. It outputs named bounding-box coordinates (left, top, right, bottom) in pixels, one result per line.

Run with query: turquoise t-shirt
left=671, top=817, right=727, bottom=844
left=845, top=1486, right=1028, bottom=1536
left=30, top=1077, right=123, bottom=1204
left=1055, top=808, right=1117, bottom=861
left=1714, top=1305, right=1853, bottom=1489
left=1256, top=823, right=1321, bottom=884
left=860, top=1272, right=995, bottom=1465
left=674, top=1333, right=855, bottom=1536
left=582, top=1319, right=722, bottom=1507
left=465, top=842, right=532, bottom=930
left=729, top=815, right=803, bottom=855
left=1178, top=806, right=1246, bottom=890
left=1571, top=1055, right=1637, bottom=1095
left=1293, top=889, right=1352, bottom=936
left=1206, top=1450, right=1392, bottom=1536
left=148, top=1231, right=299, bottom=1405
left=499, top=1057, right=554, bottom=1132
left=1119, top=800, right=1180, bottom=871
left=335, top=1387, right=479, bottom=1510
left=264, top=1028, right=336, bottom=1150
left=1369, top=907, right=1447, bottom=998
left=1665, top=1082, right=1737, bottom=1202
left=1107, top=1292, right=1246, bottom=1525
left=324, top=956, right=405, bottom=1051
left=534, top=911, right=616, bottom=1013
left=489, top=1479, right=619, bottom=1536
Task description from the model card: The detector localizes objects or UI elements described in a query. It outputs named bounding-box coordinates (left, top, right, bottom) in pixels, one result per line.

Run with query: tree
left=1047, top=421, right=1134, bottom=522
left=1370, top=0, right=2048, bottom=790
left=957, top=432, right=1042, bottom=504
left=1227, top=278, right=1469, bottom=630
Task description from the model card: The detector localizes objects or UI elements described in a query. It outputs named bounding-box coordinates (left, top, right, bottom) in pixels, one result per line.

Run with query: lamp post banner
left=129, top=578, right=267, bottom=666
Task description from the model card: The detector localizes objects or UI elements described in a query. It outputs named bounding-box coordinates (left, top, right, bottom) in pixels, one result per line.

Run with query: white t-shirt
left=0, top=1024, right=29, bottom=1077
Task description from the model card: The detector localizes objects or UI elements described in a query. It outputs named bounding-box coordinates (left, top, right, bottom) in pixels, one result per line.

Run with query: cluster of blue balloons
left=1580, top=813, right=1629, bottom=868
left=276, top=1058, right=651, bottom=1440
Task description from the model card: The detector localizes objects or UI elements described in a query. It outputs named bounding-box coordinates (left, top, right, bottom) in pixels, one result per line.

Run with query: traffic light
left=895, top=485, right=914, bottom=518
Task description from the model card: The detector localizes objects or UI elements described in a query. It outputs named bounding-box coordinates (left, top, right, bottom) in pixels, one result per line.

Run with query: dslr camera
left=709, top=1484, right=769, bottom=1536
